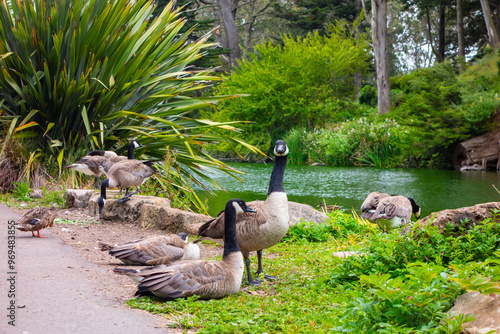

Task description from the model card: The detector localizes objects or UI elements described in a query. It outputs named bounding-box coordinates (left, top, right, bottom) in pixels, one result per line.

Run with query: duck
left=197, top=140, right=289, bottom=285
left=87, top=139, right=143, bottom=163
left=15, top=207, right=56, bottom=238
left=98, top=160, right=156, bottom=214
left=98, top=233, right=199, bottom=265
left=360, top=191, right=391, bottom=220
left=372, top=195, right=421, bottom=232
left=113, top=198, right=256, bottom=300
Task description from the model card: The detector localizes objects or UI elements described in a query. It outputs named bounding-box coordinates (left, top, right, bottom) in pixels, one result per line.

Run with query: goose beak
left=244, top=207, right=257, bottom=213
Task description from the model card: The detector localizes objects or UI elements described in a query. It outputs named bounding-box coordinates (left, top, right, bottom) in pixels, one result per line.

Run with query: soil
left=9, top=206, right=223, bottom=308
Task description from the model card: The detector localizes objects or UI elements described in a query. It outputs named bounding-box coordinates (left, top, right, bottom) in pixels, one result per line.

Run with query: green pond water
left=196, top=162, right=500, bottom=217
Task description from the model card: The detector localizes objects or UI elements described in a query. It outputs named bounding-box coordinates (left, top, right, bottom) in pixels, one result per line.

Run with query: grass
left=125, top=212, right=500, bottom=333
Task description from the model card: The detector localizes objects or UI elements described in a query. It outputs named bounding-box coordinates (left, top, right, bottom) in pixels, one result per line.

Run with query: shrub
left=0, top=0, right=261, bottom=191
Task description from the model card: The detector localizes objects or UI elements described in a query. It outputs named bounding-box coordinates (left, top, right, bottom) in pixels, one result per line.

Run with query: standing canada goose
left=360, top=191, right=391, bottom=220
left=98, top=233, right=199, bottom=265
left=372, top=195, right=421, bottom=232
left=88, top=139, right=143, bottom=163
left=113, top=198, right=256, bottom=300
left=98, top=160, right=156, bottom=214
left=15, top=207, right=56, bottom=238
left=197, top=140, right=289, bottom=285
left=64, top=155, right=112, bottom=189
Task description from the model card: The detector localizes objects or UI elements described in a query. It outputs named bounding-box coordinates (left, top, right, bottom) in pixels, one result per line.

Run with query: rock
left=88, top=193, right=171, bottom=222
left=288, top=201, right=329, bottom=226
left=139, top=205, right=211, bottom=234
left=332, top=251, right=365, bottom=258
left=405, top=202, right=500, bottom=233
left=65, top=189, right=96, bottom=208
left=29, top=189, right=43, bottom=199
left=448, top=291, right=500, bottom=333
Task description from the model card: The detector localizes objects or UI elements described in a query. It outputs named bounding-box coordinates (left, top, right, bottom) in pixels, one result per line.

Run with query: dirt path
left=0, top=204, right=213, bottom=334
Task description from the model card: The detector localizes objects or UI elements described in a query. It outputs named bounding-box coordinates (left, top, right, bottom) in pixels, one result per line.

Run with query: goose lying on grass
left=114, top=199, right=256, bottom=300
left=98, top=233, right=199, bottom=265
left=197, top=140, right=289, bottom=285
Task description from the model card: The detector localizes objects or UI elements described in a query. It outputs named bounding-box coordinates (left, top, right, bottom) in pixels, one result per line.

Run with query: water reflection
left=196, top=162, right=500, bottom=217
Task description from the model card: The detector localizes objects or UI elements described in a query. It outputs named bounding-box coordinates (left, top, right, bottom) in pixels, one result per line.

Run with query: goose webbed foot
left=244, top=257, right=261, bottom=286
left=249, top=278, right=262, bottom=286
left=117, top=197, right=131, bottom=204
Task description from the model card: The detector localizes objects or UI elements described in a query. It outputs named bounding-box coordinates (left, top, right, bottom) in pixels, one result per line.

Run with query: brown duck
left=15, top=207, right=56, bottom=238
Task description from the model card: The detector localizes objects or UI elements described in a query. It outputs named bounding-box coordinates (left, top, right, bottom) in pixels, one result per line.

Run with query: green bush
left=207, top=20, right=370, bottom=144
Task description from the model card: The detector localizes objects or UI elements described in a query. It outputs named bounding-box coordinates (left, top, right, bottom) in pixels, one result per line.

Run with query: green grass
left=126, top=212, right=500, bottom=333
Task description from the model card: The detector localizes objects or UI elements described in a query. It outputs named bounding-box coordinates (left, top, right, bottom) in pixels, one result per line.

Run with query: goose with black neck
left=197, top=139, right=289, bottom=285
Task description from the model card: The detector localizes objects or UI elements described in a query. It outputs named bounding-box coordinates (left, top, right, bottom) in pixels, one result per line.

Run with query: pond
left=196, top=162, right=500, bottom=217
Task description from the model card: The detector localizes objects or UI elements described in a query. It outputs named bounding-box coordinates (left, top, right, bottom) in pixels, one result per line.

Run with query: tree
left=218, top=0, right=241, bottom=67
left=364, top=0, right=391, bottom=114
left=479, top=0, right=500, bottom=50
left=457, top=0, right=465, bottom=71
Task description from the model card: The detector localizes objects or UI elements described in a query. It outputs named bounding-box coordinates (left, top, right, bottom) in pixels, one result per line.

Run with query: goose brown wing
left=197, top=201, right=266, bottom=239
left=375, top=196, right=411, bottom=220
left=107, top=236, right=185, bottom=265
left=137, top=261, right=229, bottom=299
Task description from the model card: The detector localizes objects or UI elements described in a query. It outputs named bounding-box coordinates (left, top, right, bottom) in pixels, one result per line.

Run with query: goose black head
left=98, top=197, right=106, bottom=214
left=131, top=140, right=144, bottom=149
left=178, top=232, right=188, bottom=241
left=229, top=199, right=257, bottom=215
left=407, top=197, right=421, bottom=219
left=274, top=140, right=289, bottom=157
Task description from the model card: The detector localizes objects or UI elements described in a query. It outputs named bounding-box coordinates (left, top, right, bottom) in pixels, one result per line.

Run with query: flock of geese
left=14, top=139, right=422, bottom=301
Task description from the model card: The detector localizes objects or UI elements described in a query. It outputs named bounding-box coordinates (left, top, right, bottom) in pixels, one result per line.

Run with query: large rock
left=288, top=201, right=329, bottom=226
left=408, top=202, right=500, bottom=233
left=139, top=204, right=211, bottom=234
left=88, top=192, right=171, bottom=222
left=65, top=189, right=96, bottom=208
left=448, top=291, right=500, bottom=333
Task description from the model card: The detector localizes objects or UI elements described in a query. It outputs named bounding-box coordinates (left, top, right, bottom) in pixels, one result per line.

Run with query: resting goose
left=114, top=198, right=256, bottom=300
left=98, top=233, right=199, bottom=265
left=98, top=160, right=156, bottom=214
left=360, top=191, right=390, bottom=220
left=197, top=140, right=289, bottom=285
left=15, top=207, right=56, bottom=238
left=88, top=139, right=143, bottom=163
left=372, top=195, right=421, bottom=232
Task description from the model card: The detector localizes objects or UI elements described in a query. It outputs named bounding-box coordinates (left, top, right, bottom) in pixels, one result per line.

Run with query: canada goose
left=372, top=195, right=421, bottom=232
left=98, top=160, right=156, bottom=214
left=197, top=140, right=289, bottom=285
left=64, top=155, right=112, bottom=189
left=360, top=191, right=391, bottom=220
left=88, top=139, right=143, bottom=163
left=98, top=233, right=199, bottom=265
left=113, top=198, right=256, bottom=300
left=15, top=207, right=56, bottom=238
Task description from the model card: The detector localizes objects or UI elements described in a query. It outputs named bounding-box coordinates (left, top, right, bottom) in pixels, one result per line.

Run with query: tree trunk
left=218, top=0, right=241, bottom=68
left=371, top=0, right=391, bottom=114
left=480, top=0, right=500, bottom=50
left=452, top=130, right=500, bottom=170
left=438, top=2, right=446, bottom=62
left=457, top=0, right=465, bottom=72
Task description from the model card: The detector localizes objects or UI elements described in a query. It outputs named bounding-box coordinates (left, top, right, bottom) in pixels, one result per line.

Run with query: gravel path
left=0, top=204, right=170, bottom=334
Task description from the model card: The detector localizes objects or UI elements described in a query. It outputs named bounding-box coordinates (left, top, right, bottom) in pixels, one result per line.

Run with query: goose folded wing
left=138, top=261, right=228, bottom=299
